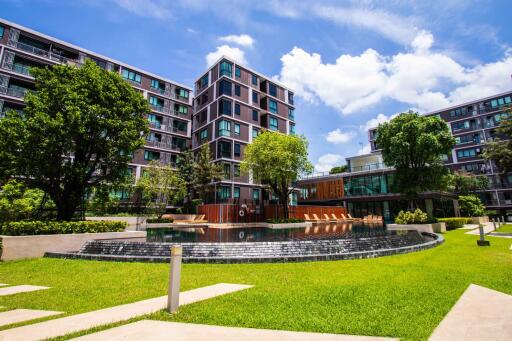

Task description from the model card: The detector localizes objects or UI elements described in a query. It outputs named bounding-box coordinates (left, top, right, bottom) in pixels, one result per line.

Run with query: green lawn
left=495, top=223, right=512, bottom=233
left=0, top=229, right=511, bottom=340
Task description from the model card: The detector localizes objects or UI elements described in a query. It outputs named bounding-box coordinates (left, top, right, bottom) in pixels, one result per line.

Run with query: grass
left=495, top=223, right=512, bottom=233
left=0, top=229, right=511, bottom=340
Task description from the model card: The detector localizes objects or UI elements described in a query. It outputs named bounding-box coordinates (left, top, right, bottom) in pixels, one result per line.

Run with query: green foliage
left=484, top=109, right=512, bottom=173
left=495, top=224, right=512, bottom=233
left=394, top=209, right=428, bottom=224
left=458, top=195, right=486, bottom=217
left=329, top=165, right=348, bottom=174
left=0, top=220, right=126, bottom=236
left=136, top=161, right=186, bottom=219
left=193, top=144, right=223, bottom=203
left=0, top=60, right=150, bottom=220
left=87, top=172, right=135, bottom=215
left=438, top=217, right=472, bottom=229
left=266, top=218, right=305, bottom=224
left=376, top=111, right=455, bottom=203
left=241, top=131, right=313, bottom=218
left=146, top=217, right=173, bottom=224
left=0, top=180, right=54, bottom=223
left=445, top=170, right=489, bottom=195
left=176, top=148, right=197, bottom=212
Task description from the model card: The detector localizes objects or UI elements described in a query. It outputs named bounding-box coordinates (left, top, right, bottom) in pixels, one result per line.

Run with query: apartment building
left=0, top=18, right=193, bottom=187
left=193, top=57, right=296, bottom=203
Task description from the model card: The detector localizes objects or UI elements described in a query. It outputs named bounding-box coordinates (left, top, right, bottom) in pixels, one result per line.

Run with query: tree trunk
left=55, top=196, right=81, bottom=221
left=283, top=202, right=289, bottom=220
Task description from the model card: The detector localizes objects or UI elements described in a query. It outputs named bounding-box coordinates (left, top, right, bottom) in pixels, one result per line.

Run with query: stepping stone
left=0, top=285, right=49, bottom=296
left=0, top=283, right=252, bottom=341
left=72, top=320, right=397, bottom=340
left=430, top=284, right=512, bottom=341
left=0, top=309, right=62, bottom=327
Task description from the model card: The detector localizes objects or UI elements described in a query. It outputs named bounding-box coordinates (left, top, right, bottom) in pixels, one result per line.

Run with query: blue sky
left=3, top=0, right=512, bottom=172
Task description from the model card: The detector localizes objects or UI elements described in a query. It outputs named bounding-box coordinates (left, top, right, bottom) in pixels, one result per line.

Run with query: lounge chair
left=331, top=213, right=346, bottom=222
left=193, top=214, right=208, bottom=223
left=340, top=213, right=354, bottom=221
left=347, top=213, right=362, bottom=221
left=304, top=214, right=317, bottom=222
left=323, top=213, right=337, bottom=222
left=312, top=214, right=327, bottom=222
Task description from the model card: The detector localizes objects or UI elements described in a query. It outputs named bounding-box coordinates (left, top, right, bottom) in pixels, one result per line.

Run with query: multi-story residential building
left=192, top=57, right=296, bottom=203
left=0, top=18, right=193, bottom=187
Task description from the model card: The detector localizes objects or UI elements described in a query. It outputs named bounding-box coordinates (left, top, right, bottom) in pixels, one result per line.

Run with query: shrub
left=267, top=218, right=305, bottom=224
left=458, top=195, right=486, bottom=217
left=438, top=217, right=472, bottom=230
left=146, top=218, right=173, bottom=224
left=394, top=209, right=428, bottom=224
left=0, top=220, right=126, bottom=236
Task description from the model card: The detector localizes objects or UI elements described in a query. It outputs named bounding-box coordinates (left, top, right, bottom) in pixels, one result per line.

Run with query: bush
left=394, top=209, right=428, bottom=224
left=267, top=218, right=305, bottom=224
left=0, top=220, right=126, bottom=236
left=146, top=218, right=173, bottom=224
left=459, top=195, right=486, bottom=217
left=437, top=217, right=472, bottom=230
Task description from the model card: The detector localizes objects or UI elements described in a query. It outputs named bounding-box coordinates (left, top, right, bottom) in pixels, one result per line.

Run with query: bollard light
left=167, top=245, right=182, bottom=313
left=476, top=224, right=490, bottom=246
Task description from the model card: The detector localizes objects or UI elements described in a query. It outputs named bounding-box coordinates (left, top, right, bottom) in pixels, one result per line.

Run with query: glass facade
left=344, top=174, right=394, bottom=196
left=219, top=61, right=233, bottom=77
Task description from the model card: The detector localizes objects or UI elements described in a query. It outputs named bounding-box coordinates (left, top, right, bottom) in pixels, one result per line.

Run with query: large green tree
left=241, top=131, right=313, bottom=219
left=330, top=165, right=348, bottom=174
left=484, top=109, right=512, bottom=173
left=445, top=170, right=489, bottom=195
left=194, top=143, right=223, bottom=203
left=376, top=111, right=455, bottom=208
left=0, top=60, right=149, bottom=220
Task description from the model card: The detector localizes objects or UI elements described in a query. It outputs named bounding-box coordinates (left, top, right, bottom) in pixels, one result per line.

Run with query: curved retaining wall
left=45, top=232, right=444, bottom=264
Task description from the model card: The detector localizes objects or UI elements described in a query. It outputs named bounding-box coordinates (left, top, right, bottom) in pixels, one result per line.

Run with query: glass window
left=235, top=84, right=241, bottom=96
left=144, top=150, right=160, bottom=161
left=219, top=99, right=232, bottom=116
left=252, top=74, right=258, bottom=85
left=288, top=108, right=294, bottom=120
left=217, top=141, right=231, bottom=158
left=288, top=92, right=294, bottom=105
left=234, top=143, right=241, bottom=156
left=235, top=103, right=240, bottom=115
left=219, top=60, right=233, bottom=77
left=151, top=79, right=164, bottom=90
left=252, top=110, right=258, bottom=121
left=234, top=123, right=240, bottom=136
left=290, top=123, right=295, bottom=135
left=269, top=99, right=278, bottom=114
left=122, top=69, right=141, bottom=83
left=223, top=163, right=231, bottom=178
left=252, top=189, right=260, bottom=200
left=199, top=129, right=208, bottom=141
left=218, top=120, right=231, bottom=137
left=269, top=117, right=278, bottom=131
left=177, top=105, right=188, bottom=114
left=252, top=128, right=259, bottom=138
left=234, top=165, right=240, bottom=177
left=173, top=120, right=187, bottom=132
left=200, top=74, right=208, bottom=87
left=234, top=187, right=240, bottom=198
left=0, top=26, right=4, bottom=39
left=219, top=80, right=232, bottom=96
left=217, top=186, right=231, bottom=199
left=178, top=88, right=189, bottom=99
left=235, top=66, right=241, bottom=78
left=269, top=83, right=277, bottom=97
left=252, top=91, right=258, bottom=103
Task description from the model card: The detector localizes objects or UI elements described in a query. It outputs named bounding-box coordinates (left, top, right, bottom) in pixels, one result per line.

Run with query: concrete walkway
left=72, top=320, right=398, bottom=341
left=0, top=283, right=252, bottom=341
left=464, top=222, right=494, bottom=235
left=0, top=309, right=62, bottom=327
left=429, top=284, right=512, bottom=341
left=0, top=286, right=49, bottom=297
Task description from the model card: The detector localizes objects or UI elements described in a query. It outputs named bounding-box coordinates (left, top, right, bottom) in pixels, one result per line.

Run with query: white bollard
left=167, top=245, right=182, bottom=313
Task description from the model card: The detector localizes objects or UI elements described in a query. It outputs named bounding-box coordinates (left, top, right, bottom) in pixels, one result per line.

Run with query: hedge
left=0, top=220, right=127, bottom=236
left=146, top=218, right=173, bottom=224
left=437, top=217, right=472, bottom=230
left=267, top=218, right=305, bottom=224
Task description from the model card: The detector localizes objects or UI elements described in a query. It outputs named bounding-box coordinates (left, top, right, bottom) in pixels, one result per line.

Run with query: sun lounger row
left=160, top=214, right=208, bottom=224
left=363, top=215, right=383, bottom=222
left=304, top=213, right=362, bottom=222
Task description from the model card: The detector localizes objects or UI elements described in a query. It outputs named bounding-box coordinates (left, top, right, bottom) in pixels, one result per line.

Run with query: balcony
left=150, top=104, right=169, bottom=114
left=349, top=162, right=388, bottom=173
left=0, top=86, right=31, bottom=99
left=9, top=41, right=79, bottom=65
left=2, top=62, right=32, bottom=76
left=145, top=140, right=180, bottom=151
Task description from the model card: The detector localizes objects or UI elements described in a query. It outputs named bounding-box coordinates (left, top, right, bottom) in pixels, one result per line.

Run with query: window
left=269, top=99, right=278, bottom=114
left=252, top=189, right=260, bottom=201
left=235, top=103, right=240, bottom=115
left=219, top=60, right=233, bottom=77
left=450, top=107, right=469, bottom=117
left=217, top=141, right=231, bottom=158
left=290, top=123, right=296, bottom=135
left=457, top=148, right=478, bottom=159
left=200, top=74, right=208, bottom=87
left=252, top=74, right=258, bottom=85
left=223, top=163, right=231, bottom=179
left=219, top=99, right=232, bottom=116
left=252, top=128, right=259, bottom=138
left=234, top=123, right=240, bottom=136
left=288, top=108, right=294, bottom=120
left=235, top=66, right=241, bottom=78
left=173, top=120, right=187, bottom=132
left=176, top=105, right=188, bottom=115
left=235, top=84, right=241, bottom=96
left=218, top=120, right=231, bottom=137
left=148, top=114, right=162, bottom=128
left=452, top=120, right=470, bottom=131
left=234, top=143, right=241, bottom=157
left=199, top=129, right=208, bottom=141
left=490, top=96, right=512, bottom=108
left=178, top=88, right=189, bottom=99
left=122, top=69, right=141, bottom=83
left=144, top=150, right=160, bottom=161
left=0, top=26, right=4, bottom=39
left=234, top=187, right=240, bottom=199
left=219, top=80, right=232, bottom=96
left=269, top=83, right=277, bottom=97
left=147, top=132, right=161, bottom=142
left=234, top=165, right=240, bottom=177
left=149, top=96, right=164, bottom=109
left=217, top=186, right=231, bottom=199
left=252, top=110, right=258, bottom=121
left=288, top=92, right=294, bottom=105
left=269, top=117, right=278, bottom=131
left=151, top=79, right=164, bottom=91
left=252, top=91, right=258, bottom=103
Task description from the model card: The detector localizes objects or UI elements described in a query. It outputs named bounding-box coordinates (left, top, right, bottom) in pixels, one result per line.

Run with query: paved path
left=0, top=286, right=49, bottom=297
left=429, top=284, right=512, bottom=341
left=464, top=222, right=495, bottom=235
left=0, top=283, right=252, bottom=341
left=72, top=320, right=398, bottom=341
left=0, top=309, right=62, bottom=327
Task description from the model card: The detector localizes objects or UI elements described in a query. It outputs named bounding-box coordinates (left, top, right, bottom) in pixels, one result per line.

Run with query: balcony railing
left=150, top=104, right=169, bottom=114
left=145, top=140, right=180, bottom=151
left=349, top=162, right=388, bottom=173
left=0, top=86, right=31, bottom=99
left=10, top=41, right=79, bottom=65
left=3, top=62, right=32, bottom=76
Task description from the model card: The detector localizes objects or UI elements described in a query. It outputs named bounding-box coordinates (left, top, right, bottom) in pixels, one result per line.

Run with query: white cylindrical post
left=167, top=245, right=182, bottom=313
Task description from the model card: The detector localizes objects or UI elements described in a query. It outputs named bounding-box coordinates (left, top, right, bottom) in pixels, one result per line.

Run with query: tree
left=0, top=180, right=54, bottom=223
left=194, top=144, right=223, bottom=203
left=87, top=172, right=135, bottom=215
left=176, top=148, right=197, bottom=212
left=0, top=60, right=149, bottom=220
left=136, top=161, right=186, bottom=218
left=241, top=131, right=313, bottom=219
left=459, top=195, right=486, bottom=217
left=376, top=111, right=455, bottom=208
left=484, top=110, right=512, bottom=174
left=330, top=165, right=348, bottom=174
left=445, top=170, right=489, bottom=195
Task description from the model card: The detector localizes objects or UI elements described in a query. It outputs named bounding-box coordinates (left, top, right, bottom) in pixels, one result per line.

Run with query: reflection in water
left=147, top=222, right=388, bottom=243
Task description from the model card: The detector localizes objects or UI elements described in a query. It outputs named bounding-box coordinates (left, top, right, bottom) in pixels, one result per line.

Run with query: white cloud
left=277, top=30, right=512, bottom=115
left=358, top=144, right=372, bottom=156
left=113, top=0, right=172, bottom=19
left=206, top=45, right=248, bottom=67
left=325, top=129, right=356, bottom=144
left=186, top=28, right=197, bottom=33
left=219, top=34, right=254, bottom=48
left=314, top=154, right=345, bottom=173
left=360, top=113, right=399, bottom=132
